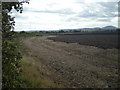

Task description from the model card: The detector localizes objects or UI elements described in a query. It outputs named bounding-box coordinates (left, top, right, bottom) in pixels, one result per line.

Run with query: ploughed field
left=21, top=35, right=119, bottom=88
left=48, top=34, right=118, bottom=49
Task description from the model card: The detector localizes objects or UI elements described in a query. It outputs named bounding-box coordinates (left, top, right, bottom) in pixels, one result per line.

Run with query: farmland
left=48, top=34, right=118, bottom=49
left=20, top=33, right=119, bottom=88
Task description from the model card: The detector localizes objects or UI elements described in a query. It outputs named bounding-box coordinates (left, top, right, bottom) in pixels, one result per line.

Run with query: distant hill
left=61, top=26, right=117, bottom=31
left=102, top=26, right=117, bottom=30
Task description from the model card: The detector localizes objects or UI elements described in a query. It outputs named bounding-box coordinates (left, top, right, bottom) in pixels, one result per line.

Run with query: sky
left=10, top=0, right=119, bottom=31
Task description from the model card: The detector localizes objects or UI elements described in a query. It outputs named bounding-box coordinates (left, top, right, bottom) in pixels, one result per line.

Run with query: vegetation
left=2, top=1, right=29, bottom=88
left=18, top=31, right=44, bottom=37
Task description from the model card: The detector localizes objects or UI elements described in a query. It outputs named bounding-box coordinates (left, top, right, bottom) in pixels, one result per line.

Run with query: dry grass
left=21, top=55, right=60, bottom=88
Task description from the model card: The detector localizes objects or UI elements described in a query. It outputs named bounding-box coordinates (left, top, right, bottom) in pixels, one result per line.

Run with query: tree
left=59, top=30, right=64, bottom=33
left=2, top=0, right=29, bottom=88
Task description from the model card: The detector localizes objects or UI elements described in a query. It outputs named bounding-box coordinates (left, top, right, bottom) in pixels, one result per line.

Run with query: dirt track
left=21, top=36, right=118, bottom=88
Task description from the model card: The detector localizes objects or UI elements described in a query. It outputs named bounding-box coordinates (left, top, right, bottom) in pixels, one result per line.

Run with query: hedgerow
left=2, top=1, right=29, bottom=88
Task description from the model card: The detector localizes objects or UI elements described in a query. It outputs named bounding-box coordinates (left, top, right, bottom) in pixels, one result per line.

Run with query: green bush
left=2, top=1, right=29, bottom=88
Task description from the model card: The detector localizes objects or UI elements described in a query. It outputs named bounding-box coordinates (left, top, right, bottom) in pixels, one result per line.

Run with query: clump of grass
left=20, top=59, right=42, bottom=87
left=20, top=56, right=58, bottom=88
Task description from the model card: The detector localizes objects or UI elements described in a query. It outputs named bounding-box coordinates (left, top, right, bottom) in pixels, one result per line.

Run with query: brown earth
left=20, top=36, right=119, bottom=88
left=48, top=34, right=118, bottom=49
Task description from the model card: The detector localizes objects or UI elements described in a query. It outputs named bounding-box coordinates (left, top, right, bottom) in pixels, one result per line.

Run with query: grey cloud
left=97, top=18, right=111, bottom=22
left=76, top=2, right=117, bottom=19
left=97, top=2, right=118, bottom=17
left=118, top=2, right=120, bottom=15
left=28, top=8, right=76, bottom=15
left=65, top=17, right=80, bottom=22
left=77, top=11, right=117, bottom=18
left=77, top=11, right=100, bottom=18
left=98, top=2, right=117, bottom=12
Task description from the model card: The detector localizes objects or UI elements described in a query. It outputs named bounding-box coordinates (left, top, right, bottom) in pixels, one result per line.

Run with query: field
left=20, top=34, right=119, bottom=88
left=48, top=34, right=118, bottom=49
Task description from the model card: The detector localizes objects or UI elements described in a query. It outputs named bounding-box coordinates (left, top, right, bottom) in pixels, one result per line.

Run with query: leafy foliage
left=2, top=1, right=29, bottom=88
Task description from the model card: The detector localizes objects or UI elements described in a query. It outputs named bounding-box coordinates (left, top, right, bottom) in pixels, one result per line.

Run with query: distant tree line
left=16, top=28, right=119, bottom=36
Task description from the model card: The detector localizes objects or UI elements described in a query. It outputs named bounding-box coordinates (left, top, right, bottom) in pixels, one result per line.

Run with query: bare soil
left=48, top=34, right=118, bottom=49
left=21, top=36, right=119, bottom=88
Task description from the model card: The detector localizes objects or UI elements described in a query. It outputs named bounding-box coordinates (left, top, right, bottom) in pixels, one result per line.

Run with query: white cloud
left=11, top=0, right=118, bottom=31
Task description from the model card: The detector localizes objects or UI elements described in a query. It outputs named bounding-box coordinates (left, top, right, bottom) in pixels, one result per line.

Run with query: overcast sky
left=11, top=0, right=119, bottom=31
